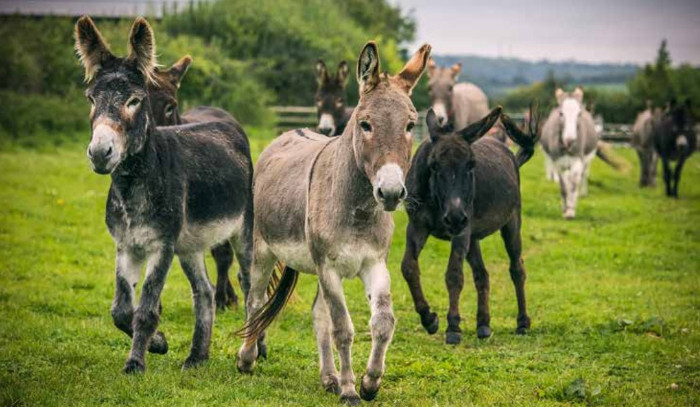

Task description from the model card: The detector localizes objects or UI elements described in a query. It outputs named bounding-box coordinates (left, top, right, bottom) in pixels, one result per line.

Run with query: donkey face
left=555, top=87, right=584, bottom=150
left=427, top=58, right=462, bottom=126
left=76, top=16, right=157, bottom=174
left=425, top=107, right=501, bottom=235
left=149, top=55, right=192, bottom=126
left=668, top=100, right=695, bottom=142
left=352, top=42, right=431, bottom=211
left=315, top=60, right=349, bottom=136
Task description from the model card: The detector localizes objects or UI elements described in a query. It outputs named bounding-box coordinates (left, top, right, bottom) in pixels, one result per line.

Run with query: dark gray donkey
left=401, top=103, right=540, bottom=345
left=315, top=59, right=354, bottom=136
left=631, top=101, right=658, bottom=188
left=149, top=56, right=251, bottom=309
left=653, top=99, right=696, bottom=198
left=237, top=42, right=431, bottom=404
left=75, top=16, right=253, bottom=373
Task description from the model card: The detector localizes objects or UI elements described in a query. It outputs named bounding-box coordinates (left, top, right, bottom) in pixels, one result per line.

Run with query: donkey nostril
left=377, top=188, right=385, bottom=200
left=399, top=187, right=407, bottom=200
left=443, top=215, right=451, bottom=225
left=105, top=146, right=113, bottom=157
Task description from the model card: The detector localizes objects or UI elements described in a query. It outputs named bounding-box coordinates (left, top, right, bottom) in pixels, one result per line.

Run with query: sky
left=392, top=0, right=700, bottom=65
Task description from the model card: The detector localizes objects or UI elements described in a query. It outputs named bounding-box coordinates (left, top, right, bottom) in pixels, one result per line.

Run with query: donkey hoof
left=236, top=355, right=256, bottom=374
left=339, top=392, right=361, bottom=406
left=123, top=358, right=145, bottom=374
left=476, top=325, right=492, bottom=339
left=516, top=319, right=531, bottom=335
left=360, top=374, right=380, bottom=401
left=445, top=331, right=462, bottom=345
left=148, top=331, right=169, bottom=354
left=563, top=209, right=576, bottom=219
left=215, top=293, right=233, bottom=311
left=182, top=355, right=208, bottom=370
left=421, top=312, right=439, bottom=335
left=322, top=375, right=341, bottom=395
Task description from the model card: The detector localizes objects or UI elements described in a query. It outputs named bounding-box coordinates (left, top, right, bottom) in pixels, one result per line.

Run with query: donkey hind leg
left=501, top=216, right=531, bottom=334
left=211, top=243, right=237, bottom=310
left=236, top=240, right=276, bottom=373
left=359, top=261, right=395, bottom=401
left=180, top=251, right=215, bottom=369
left=636, top=149, right=647, bottom=187
left=445, top=236, right=468, bottom=344
left=662, top=158, right=672, bottom=197
left=465, top=240, right=491, bottom=339
left=112, top=248, right=169, bottom=357
left=672, top=156, right=687, bottom=198
left=124, top=246, right=174, bottom=374
left=400, top=222, right=438, bottom=334
left=319, top=268, right=360, bottom=404
left=580, top=152, right=595, bottom=197
left=650, top=151, right=658, bottom=187
left=231, top=207, right=254, bottom=309
left=312, top=283, right=340, bottom=394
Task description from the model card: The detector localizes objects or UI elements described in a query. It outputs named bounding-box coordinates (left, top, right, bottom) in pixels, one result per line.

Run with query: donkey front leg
left=359, top=261, right=395, bottom=401
left=465, top=240, right=491, bottom=339
left=401, top=222, right=438, bottom=334
left=112, top=247, right=168, bottom=355
left=180, top=251, right=215, bottom=369
left=124, top=245, right=174, bottom=374
left=445, top=235, right=468, bottom=344
left=319, top=268, right=359, bottom=405
left=312, top=283, right=340, bottom=394
left=500, top=216, right=531, bottom=334
left=559, top=159, right=583, bottom=219
left=671, top=156, right=686, bottom=198
left=661, top=158, right=672, bottom=197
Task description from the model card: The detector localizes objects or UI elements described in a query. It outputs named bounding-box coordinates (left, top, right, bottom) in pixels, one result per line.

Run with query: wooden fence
left=272, top=106, right=636, bottom=144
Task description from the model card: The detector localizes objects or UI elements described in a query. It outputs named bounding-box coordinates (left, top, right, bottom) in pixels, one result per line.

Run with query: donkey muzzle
left=373, top=163, right=407, bottom=212
left=87, top=124, right=120, bottom=174
left=317, top=113, right=336, bottom=137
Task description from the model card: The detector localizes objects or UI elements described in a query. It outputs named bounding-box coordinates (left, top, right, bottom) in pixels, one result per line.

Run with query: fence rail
left=271, top=106, right=636, bottom=144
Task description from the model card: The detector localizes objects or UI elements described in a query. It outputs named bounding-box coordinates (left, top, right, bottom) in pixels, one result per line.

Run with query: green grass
left=0, top=139, right=698, bottom=406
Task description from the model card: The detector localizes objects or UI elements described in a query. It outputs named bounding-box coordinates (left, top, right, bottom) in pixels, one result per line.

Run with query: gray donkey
left=75, top=16, right=253, bottom=373
left=401, top=104, right=539, bottom=345
left=631, top=101, right=658, bottom=187
left=541, top=87, right=600, bottom=219
left=315, top=59, right=354, bottom=136
left=149, top=56, right=251, bottom=309
left=237, top=42, right=431, bottom=404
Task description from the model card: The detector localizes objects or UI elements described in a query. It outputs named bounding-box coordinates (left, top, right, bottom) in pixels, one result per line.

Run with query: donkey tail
left=596, top=141, right=629, bottom=172
left=501, top=100, right=541, bottom=167
left=235, top=262, right=298, bottom=344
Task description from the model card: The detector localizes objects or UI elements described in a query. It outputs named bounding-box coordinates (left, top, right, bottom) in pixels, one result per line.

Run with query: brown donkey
left=237, top=42, right=431, bottom=404
left=149, top=56, right=251, bottom=310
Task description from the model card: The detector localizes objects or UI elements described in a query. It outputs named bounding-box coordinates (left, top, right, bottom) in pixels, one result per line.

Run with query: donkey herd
left=74, top=16, right=695, bottom=404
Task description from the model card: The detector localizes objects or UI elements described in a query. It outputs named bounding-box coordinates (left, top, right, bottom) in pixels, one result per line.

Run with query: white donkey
left=541, top=87, right=599, bottom=219
left=236, top=42, right=431, bottom=404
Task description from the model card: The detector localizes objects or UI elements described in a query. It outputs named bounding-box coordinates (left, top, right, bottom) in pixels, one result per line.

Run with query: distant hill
left=431, top=54, right=639, bottom=96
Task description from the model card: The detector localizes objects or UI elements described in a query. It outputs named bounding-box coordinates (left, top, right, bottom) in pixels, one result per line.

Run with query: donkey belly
left=176, top=214, right=243, bottom=254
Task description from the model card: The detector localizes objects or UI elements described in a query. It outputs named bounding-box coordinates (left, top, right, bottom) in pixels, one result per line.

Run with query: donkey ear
left=572, top=86, right=584, bottom=103
left=357, top=41, right=381, bottom=94
left=75, top=16, right=114, bottom=82
left=167, top=55, right=192, bottom=89
left=450, top=62, right=462, bottom=78
left=316, top=59, right=329, bottom=86
left=458, top=106, right=502, bottom=144
left=337, top=61, right=349, bottom=86
left=395, top=43, right=431, bottom=95
left=555, top=88, right=565, bottom=105
left=127, top=17, right=157, bottom=85
left=426, top=108, right=442, bottom=142
left=427, top=57, right=437, bottom=77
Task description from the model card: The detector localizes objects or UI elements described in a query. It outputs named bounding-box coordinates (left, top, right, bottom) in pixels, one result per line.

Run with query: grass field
left=0, top=139, right=698, bottom=406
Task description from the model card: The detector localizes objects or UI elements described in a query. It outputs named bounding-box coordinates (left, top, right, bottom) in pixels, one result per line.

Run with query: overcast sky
left=392, top=0, right=700, bottom=65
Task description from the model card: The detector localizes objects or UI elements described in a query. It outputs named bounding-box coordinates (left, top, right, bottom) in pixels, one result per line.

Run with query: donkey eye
left=406, top=122, right=415, bottom=132
left=126, top=97, right=142, bottom=109
left=165, top=105, right=174, bottom=117
left=360, top=121, right=372, bottom=132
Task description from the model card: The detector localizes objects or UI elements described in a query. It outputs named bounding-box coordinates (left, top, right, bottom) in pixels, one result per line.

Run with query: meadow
left=0, top=138, right=698, bottom=406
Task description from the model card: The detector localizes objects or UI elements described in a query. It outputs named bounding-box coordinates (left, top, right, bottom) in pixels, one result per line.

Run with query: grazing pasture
left=0, top=140, right=698, bottom=406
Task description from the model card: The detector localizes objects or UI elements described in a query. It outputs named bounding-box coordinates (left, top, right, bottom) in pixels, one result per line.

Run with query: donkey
left=401, top=104, right=538, bottom=345
left=426, top=59, right=493, bottom=126
left=236, top=42, right=431, bottom=404
left=75, top=16, right=253, bottom=373
left=541, top=87, right=602, bottom=219
left=631, top=101, right=658, bottom=187
left=652, top=99, right=696, bottom=198
left=149, top=56, right=250, bottom=309
left=315, top=59, right=354, bottom=136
